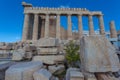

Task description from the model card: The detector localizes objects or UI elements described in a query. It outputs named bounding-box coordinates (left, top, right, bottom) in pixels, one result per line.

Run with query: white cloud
left=15, top=37, right=21, bottom=41
left=59, top=5, right=69, bottom=8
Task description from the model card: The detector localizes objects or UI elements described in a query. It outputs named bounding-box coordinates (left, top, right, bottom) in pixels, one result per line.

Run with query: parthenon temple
left=22, top=2, right=105, bottom=41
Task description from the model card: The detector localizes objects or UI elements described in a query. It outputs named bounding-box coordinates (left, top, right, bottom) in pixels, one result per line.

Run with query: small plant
left=29, top=42, right=32, bottom=44
left=64, top=40, right=80, bottom=67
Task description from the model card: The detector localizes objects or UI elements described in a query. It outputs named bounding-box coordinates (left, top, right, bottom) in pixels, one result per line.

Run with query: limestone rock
left=84, top=73, right=97, bottom=80
left=5, top=61, right=43, bottom=80
left=51, top=76, right=59, bottom=80
left=0, top=61, right=16, bottom=80
left=24, top=45, right=36, bottom=52
left=33, top=69, right=52, bottom=80
left=113, top=69, right=120, bottom=78
left=80, top=36, right=120, bottom=72
left=12, top=49, right=25, bottom=61
left=35, top=38, right=59, bottom=47
left=48, top=65, right=65, bottom=74
left=24, top=52, right=32, bottom=59
left=37, top=48, right=58, bottom=55
left=96, top=73, right=120, bottom=80
left=32, top=55, right=65, bottom=64
left=66, top=68, right=84, bottom=80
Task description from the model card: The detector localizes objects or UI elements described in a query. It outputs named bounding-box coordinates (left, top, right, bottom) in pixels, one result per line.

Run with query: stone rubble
left=80, top=36, right=120, bottom=72
left=66, top=68, right=84, bottom=80
left=5, top=61, right=43, bottom=80
left=48, top=65, right=65, bottom=74
left=33, top=69, right=52, bottom=80
left=32, top=55, right=65, bottom=64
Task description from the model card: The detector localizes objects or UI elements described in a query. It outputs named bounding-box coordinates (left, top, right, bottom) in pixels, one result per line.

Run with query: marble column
left=98, top=15, right=105, bottom=35
left=88, top=14, right=95, bottom=35
left=109, top=21, right=117, bottom=38
left=78, top=14, right=83, bottom=39
left=22, top=13, right=29, bottom=41
left=44, top=14, right=49, bottom=38
left=56, top=14, right=60, bottom=39
left=32, top=14, right=39, bottom=40
left=68, top=14, right=72, bottom=40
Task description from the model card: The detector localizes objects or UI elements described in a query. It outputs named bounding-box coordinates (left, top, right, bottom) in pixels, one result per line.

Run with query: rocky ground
left=0, top=36, right=120, bottom=80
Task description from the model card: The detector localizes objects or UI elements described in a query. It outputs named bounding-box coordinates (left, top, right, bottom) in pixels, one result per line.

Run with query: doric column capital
left=78, top=14, right=82, bottom=16
left=34, top=13, right=39, bottom=15
left=88, top=13, right=93, bottom=16
left=56, top=14, right=60, bottom=16
left=67, top=14, right=72, bottom=16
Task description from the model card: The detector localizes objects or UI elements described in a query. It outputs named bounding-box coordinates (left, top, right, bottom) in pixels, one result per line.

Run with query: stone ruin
left=0, top=1, right=120, bottom=80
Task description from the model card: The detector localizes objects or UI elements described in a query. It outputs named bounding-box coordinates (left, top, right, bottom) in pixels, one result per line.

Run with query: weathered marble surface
left=80, top=36, right=120, bottom=72
left=48, top=65, right=65, bottom=74
left=66, top=68, right=84, bottom=80
left=34, top=38, right=59, bottom=47
left=32, top=55, right=65, bottom=64
left=0, top=61, right=16, bottom=80
left=12, top=49, right=25, bottom=61
left=84, top=72, right=97, bottom=80
left=33, top=69, right=52, bottom=80
left=37, top=48, right=58, bottom=55
left=5, top=61, right=43, bottom=80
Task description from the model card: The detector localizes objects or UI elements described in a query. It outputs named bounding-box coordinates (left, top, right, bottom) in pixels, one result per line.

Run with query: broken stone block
left=24, top=45, right=36, bottom=52
left=24, top=52, right=32, bottom=59
left=96, top=73, right=119, bottom=80
left=12, top=49, right=25, bottom=61
left=113, top=70, right=120, bottom=78
left=51, top=76, right=59, bottom=80
left=37, top=48, right=58, bottom=55
left=80, top=36, right=120, bottom=72
left=32, top=55, right=65, bottom=64
left=70, top=71, right=84, bottom=80
left=0, top=61, right=16, bottom=80
left=66, top=68, right=84, bottom=80
left=34, top=38, right=59, bottom=47
left=5, top=61, right=43, bottom=80
left=84, top=72, right=97, bottom=80
left=48, top=65, right=65, bottom=74
left=33, top=69, right=52, bottom=80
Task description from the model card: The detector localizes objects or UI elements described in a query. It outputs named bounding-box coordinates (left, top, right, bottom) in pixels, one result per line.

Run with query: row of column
left=22, top=13, right=105, bottom=41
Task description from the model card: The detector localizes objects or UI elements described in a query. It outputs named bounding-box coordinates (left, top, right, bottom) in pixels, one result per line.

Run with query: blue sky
left=0, top=0, right=120, bottom=42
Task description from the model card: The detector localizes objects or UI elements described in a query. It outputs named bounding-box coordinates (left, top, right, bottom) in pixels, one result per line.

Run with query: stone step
left=32, top=55, right=65, bottom=64
left=5, top=61, right=43, bottom=80
left=34, top=38, right=59, bottom=47
left=37, top=48, right=58, bottom=55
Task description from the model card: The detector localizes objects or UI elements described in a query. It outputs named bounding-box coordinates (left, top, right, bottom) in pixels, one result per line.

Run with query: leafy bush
left=64, top=40, right=80, bottom=67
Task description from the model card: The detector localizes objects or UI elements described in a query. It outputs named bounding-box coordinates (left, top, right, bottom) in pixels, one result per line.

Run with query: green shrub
left=64, top=40, right=80, bottom=67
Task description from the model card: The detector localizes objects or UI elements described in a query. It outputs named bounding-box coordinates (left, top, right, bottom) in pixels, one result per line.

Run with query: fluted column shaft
left=110, top=21, right=117, bottom=38
left=88, top=15, right=95, bottom=35
left=44, top=14, right=49, bottom=38
left=78, top=14, right=83, bottom=39
left=98, top=15, right=105, bottom=35
left=22, top=14, right=29, bottom=41
left=68, top=14, right=72, bottom=40
left=32, top=14, right=39, bottom=40
left=56, top=14, right=60, bottom=39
